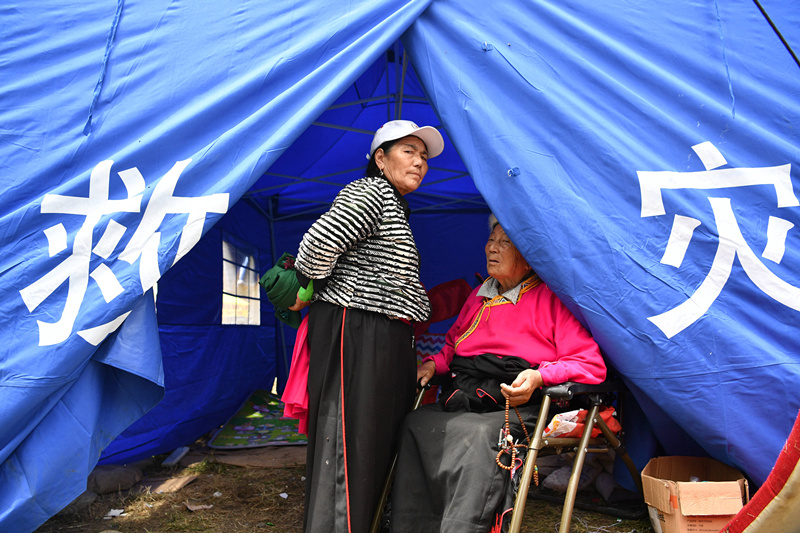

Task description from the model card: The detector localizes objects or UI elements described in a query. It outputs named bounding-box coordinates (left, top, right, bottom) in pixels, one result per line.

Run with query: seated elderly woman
left=389, top=215, right=607, bottom=533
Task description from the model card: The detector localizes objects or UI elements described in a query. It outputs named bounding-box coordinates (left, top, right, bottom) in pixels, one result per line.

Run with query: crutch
left=369, top=380, right=431, bottom=533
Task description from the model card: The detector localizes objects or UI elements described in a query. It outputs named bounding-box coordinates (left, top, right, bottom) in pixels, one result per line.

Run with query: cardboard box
left=641, top=456, right=749, bottom=533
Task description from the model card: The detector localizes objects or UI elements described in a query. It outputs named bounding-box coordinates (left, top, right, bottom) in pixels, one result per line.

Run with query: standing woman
left=289, top=120, right=444, bottom=532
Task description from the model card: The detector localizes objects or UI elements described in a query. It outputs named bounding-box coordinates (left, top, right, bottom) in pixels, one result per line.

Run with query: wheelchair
left=508, top=379, right=643, bottom=533
left=371, top=375, right=643, bottom=533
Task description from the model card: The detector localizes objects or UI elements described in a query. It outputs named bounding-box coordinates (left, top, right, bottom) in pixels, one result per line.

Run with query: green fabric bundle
left=259, top=252, right=302, bottom=328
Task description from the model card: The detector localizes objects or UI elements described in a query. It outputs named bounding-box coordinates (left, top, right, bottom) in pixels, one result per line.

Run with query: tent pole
left=387, top=47, right=393, bottom=121
left=266, top=197, right=290, bottom=393
left=394, top=41, right=402, bottom=119
left=325, top=94, right=429, bottom=111
left=752, top=0, right=800, bottom=70
left=310, top=122, right=374, bottom=135
left=397, top=45, right=408, bottom=119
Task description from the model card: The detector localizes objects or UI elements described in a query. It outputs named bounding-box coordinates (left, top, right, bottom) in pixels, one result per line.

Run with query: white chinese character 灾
left=637, top=142, right=799, bottom=338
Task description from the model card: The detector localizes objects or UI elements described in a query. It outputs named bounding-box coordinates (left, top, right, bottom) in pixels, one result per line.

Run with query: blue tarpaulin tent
left=2, top=0, right=799, bottom=530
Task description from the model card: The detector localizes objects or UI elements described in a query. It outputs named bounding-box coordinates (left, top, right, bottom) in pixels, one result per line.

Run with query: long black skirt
left=303, top=301, right=417, bottom=533
left=389, top=402, right=539, bottom=533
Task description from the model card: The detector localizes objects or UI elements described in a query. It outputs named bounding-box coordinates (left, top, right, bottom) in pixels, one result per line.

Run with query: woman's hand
left=500, top=369, right=543, bottom=407
left=287, top=293, right=310, bottom=312
left=416, top=360, right=436, bottom=389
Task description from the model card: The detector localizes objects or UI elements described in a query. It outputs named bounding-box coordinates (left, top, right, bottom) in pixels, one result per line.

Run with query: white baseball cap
left=369, top=120, right=445, bottom=159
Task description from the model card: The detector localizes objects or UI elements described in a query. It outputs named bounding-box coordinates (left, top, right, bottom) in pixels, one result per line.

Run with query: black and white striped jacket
left=295, top=176, right=431, bottom=323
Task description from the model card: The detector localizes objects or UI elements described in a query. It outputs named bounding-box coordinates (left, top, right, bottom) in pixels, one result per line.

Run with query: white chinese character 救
left=19, top=159, right=229, bottom=346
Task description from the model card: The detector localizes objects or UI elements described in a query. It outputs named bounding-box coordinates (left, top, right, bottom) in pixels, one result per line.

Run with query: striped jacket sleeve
left=295, top=179, right=384, bottom=279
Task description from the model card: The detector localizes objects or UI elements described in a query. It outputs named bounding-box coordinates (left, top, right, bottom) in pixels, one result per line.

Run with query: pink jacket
left=425, top=279, right=606, bottom=386
left=282, top=315, right=310, bottom=434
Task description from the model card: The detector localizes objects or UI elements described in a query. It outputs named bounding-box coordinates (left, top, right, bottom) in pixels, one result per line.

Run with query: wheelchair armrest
left=541, top=380, right=619, bottom=400
left=427, top=374, right=450, bottom=386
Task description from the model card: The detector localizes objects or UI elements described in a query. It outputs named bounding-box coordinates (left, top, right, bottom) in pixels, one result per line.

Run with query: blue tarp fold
left=405, top=0, right=800, bottom=486
left=1, top=0, right=434, bottom=529
left=0, top=291, right=163, bottom=530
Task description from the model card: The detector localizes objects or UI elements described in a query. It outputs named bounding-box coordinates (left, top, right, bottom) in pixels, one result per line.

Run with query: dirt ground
left=36, top=442, right=654, bottom=533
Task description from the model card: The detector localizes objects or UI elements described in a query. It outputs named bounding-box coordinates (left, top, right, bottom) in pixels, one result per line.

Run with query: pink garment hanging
left=281, top=314, right=309, bottom=434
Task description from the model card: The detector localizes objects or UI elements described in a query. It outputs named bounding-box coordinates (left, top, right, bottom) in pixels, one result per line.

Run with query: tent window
left=221, top=233, right=260, bottom=326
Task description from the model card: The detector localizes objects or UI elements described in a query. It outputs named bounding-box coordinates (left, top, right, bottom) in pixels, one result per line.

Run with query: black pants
left=390, top=391, right=540, bottom=532
left=303, top=301, right=416, bottom=533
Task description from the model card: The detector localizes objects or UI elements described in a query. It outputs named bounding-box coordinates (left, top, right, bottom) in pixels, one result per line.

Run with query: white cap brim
left=369, top=120, right=445, bottom=159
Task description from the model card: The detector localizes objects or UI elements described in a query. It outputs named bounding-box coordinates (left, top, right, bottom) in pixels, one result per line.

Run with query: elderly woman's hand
left=500, top=369, right=543, bottom=407
left=416, top=360, right=436, bottom=389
